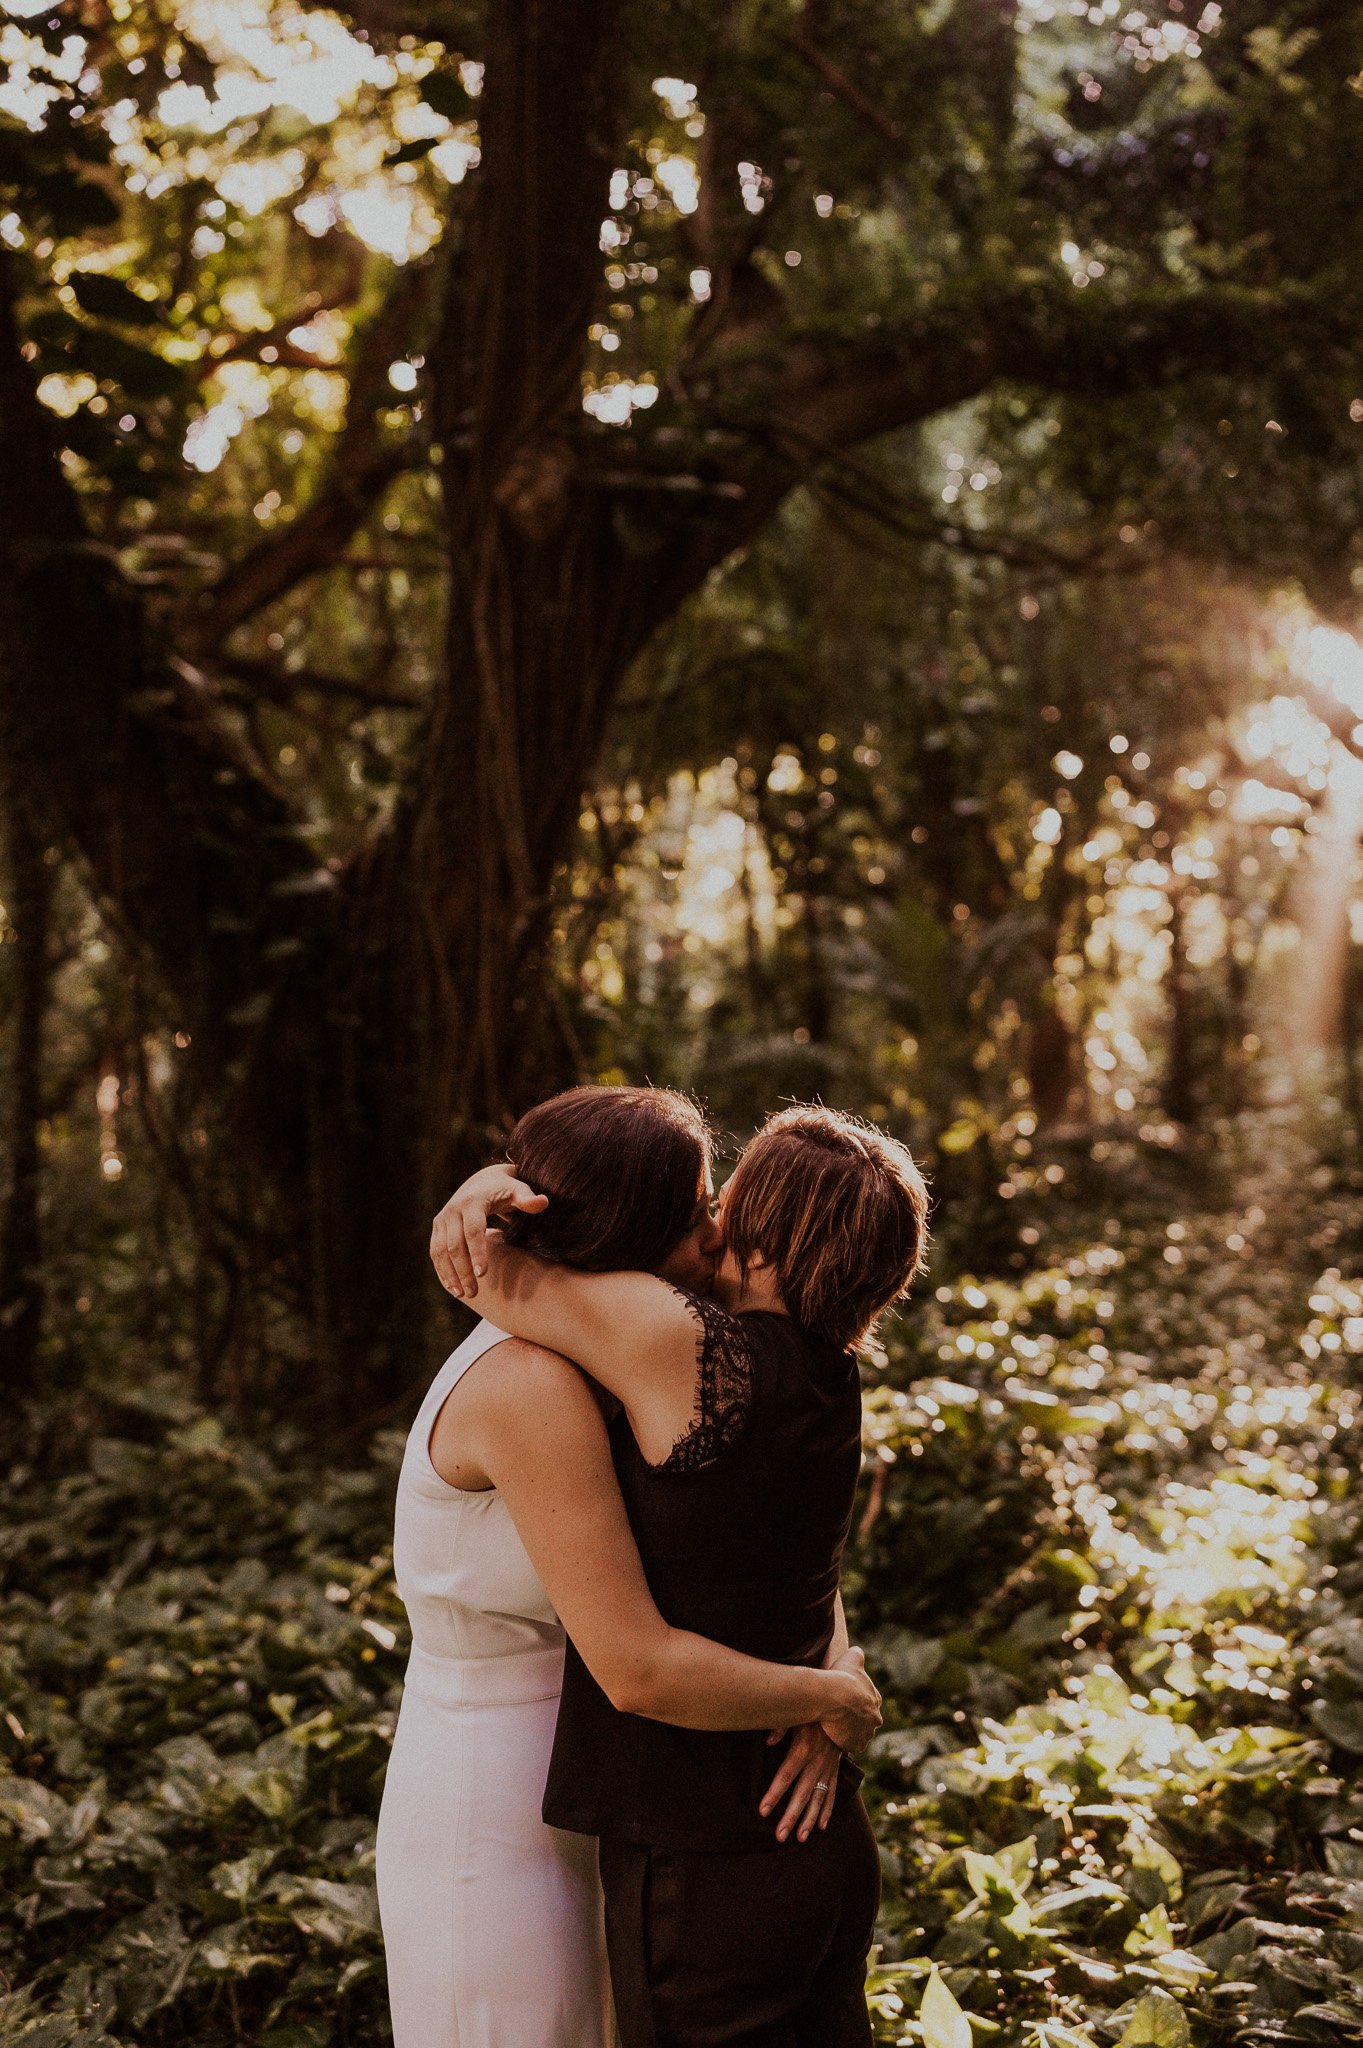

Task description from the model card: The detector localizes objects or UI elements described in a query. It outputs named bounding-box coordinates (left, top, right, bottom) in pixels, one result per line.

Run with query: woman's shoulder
left=652, top=1287, right=758, bottom=1477
left=458, top=1333, right=594, bottom=1403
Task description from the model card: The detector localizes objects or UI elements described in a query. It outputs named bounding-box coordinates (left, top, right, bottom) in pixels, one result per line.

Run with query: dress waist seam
left=402, top=1640, right=565, bottom=1708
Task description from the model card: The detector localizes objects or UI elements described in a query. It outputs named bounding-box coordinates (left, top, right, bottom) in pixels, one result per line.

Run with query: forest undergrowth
left=858, top=1120, right=1363, bottom=2048
left=3, top=1117, right=1363, bottom=2047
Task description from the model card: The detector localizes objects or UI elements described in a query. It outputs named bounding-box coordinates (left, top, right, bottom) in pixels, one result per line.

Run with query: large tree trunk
left=210, top=0, right=639, bottom=1397
left=1027, top=998, right=1076, bottom=1130
left=1164, top=883, right=1199, bottom=1128
left=0, top=802, right=52, bottom=1392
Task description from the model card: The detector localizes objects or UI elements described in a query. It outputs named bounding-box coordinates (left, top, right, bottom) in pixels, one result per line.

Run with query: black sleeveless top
left=541, top=1293, right=864, bottom=1853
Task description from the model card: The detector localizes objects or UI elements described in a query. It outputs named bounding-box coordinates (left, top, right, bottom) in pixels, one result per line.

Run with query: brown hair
left=501, top=1085, right=712, bottom=1273
left=722, top=1105, right=929, bottom=1350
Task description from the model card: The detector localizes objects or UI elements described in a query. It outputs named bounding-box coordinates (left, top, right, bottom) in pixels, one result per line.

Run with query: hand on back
left=758, top=1649, right=881, bottom=1842
left=819, top=1648, right=881, bottom=1752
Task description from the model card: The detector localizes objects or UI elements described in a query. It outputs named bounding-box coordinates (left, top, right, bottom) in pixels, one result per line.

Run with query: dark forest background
left=6, top=3, right=1363, bottom=2045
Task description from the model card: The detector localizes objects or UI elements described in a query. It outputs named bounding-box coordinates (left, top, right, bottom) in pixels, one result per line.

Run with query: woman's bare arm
left=444, top=1338, right=880, bottom=1751
left=430, top=1171, right=706, bottom=1459
left=827, top=1590, right=851, bottom=1664
left=758, top=1591, right=855, bottom=1841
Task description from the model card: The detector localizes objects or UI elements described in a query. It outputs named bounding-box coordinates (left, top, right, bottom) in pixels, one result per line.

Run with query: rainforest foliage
left=4, top=0, right=1363, bottom=2042
left=6, top=1128, right=1363, bottom=2046
left=3, top=0, right=1363, bottom=1384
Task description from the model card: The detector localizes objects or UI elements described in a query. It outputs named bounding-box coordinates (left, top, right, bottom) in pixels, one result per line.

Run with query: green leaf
left=1147, top=1950, right=1216, bottom=1992
left=1117, top=1989, right=1191, bottom=2048
left=1035, top=1546, right=1098, bottom=1590
left=418, top=71, right=472, bottom=122
left=995, top=1836, right=1037, bottom=1890
left=388, top=136, right=439, bottom=165
left=1291, top=2006, right=1363, bottom=2039
left=1127, top=1830, right=1184, bottom=1906
left=222, top=1745, right=307, bottom=1820
left=1285, top=1873, right=1363, bottom=1924
left=273, top=1876, right=379, bottom=1946
left=33, top=169, right=122, bottom=234
left=68, top=271, right=162, bottom=326
left=963, top=1849, right=1010, bottom=1901
left=920, top=1967, right=973, bottom=2048
left=1125, top=1905, right=1175, bottom=1957
left=209, top=1846, right=277, bottom=1907
left=68, top=327, right=183, bottom=401
left=939, top=1117, right=981, bottom=1156
left=0, top=1773, right=70, bottom=1843
left=1325, top=1839, right=1363, bottom=1879
left=1310, top=1697, right=1363, bottom=1754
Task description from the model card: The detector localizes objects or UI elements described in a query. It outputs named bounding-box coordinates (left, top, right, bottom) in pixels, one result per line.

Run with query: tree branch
left=221, top=653, right=425, bottom=712
left=190, top=262, right=365, bottom=383
left=804, top=449, right=1137, bottom=578
left=184, top=261, right=434, bottom=655
left=627, top=272, right=1360, bottom=645
left=787, top=13, right=904, bottom=143
left=0, top=249, right=327, bottom=1085
left=687, top=273, right=1358, bottom=468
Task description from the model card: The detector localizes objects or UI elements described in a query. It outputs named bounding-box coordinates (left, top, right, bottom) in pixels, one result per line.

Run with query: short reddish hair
left=723, top=1106, right=929, bottom=1349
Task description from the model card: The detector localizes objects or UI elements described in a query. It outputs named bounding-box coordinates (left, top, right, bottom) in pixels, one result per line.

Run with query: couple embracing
left=375, top=1088, right=929, bottom=2047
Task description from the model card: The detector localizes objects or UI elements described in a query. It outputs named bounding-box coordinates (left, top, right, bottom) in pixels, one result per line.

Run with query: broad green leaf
left=1117, top=1989, right=1191, bottom=2048
left=68, top=271, right=161, bottom=326
left=273, top=1877, right=379, bottom=1946
left=0, top=1775, right=70, bottom=1842
left=34, top=168, right=122, bottom=234
left=1127, top=1829, right=1183, bottom=1904
left=1125, top=1905, right=1175, bottom=1956
left=208, top=1847, right=277, bottom=1906
left=1083, top=1667, right=1135, bottom=1716
left=1148, top=1950, right=1216, bottom=1992
left=1032, top=1878, right=1128, bottom=1918
left=963, top=1849, right=1008, bottom=1901
left=920, top=1968, right=973, bottom=2048
left=1310, top=1698, right=1363, bottom=1754
left=996, top=1836, right=1037, bottom=1889
left=870, top=1628, right=945, bottom=1692
left=418, top=71, right=472, bottom=122
left=1036, top=1546, right=1098, bottom=1589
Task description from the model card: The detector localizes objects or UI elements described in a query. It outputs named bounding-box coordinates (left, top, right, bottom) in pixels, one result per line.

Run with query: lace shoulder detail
left=655, top=1288, right=755, bottom=1476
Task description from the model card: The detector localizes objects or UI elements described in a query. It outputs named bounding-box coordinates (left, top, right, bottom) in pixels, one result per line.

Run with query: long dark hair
left=500, top=1086, right=712, bottom=1272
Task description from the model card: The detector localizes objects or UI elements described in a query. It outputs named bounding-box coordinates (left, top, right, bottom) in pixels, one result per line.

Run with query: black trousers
left=597, top=1795, right=880, bottom=2048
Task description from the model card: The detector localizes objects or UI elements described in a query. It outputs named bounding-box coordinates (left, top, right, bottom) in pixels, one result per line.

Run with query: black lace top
left=657, top=1287, right=755, bottom=1476
left=543, top=1308, right=863, bottom=1853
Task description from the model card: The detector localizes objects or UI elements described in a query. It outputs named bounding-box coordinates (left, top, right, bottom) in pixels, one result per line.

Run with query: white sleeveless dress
left=376, top=1320, right=614, bottom=2046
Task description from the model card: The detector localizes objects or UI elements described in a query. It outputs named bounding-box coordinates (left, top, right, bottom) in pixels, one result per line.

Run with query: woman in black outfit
left=431, top=1101, right=929, bottom=2047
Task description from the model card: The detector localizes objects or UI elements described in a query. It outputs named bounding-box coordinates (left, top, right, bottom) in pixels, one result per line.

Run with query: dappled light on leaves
left=5, top=0, right=1363, bottom=2041
left=859, top=1178, right=1363, bottom=2047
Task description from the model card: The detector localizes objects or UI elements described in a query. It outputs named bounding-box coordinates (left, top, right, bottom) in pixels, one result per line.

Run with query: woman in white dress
left=376, top=1087, right=881, bottom=2048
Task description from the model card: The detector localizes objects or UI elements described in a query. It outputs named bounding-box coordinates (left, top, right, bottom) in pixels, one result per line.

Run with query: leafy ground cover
left=858, top=1129, right=1363, bottom=2048
left=0, top=1401, right=409, bottom=2046
left=3, top=1128, right=1363, bottom=2047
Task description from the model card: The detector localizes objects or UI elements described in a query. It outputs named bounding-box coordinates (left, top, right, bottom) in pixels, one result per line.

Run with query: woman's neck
left=726, top=1264, right=789, bottom=1318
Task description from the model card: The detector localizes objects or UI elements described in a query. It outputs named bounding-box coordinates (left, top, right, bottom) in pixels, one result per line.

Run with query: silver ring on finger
left=815, top=1780, right=829, bottom=1791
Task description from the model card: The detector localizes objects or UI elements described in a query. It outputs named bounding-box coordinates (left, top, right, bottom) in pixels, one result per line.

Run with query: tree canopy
left=1, top=0, right=1362, bottom=1391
